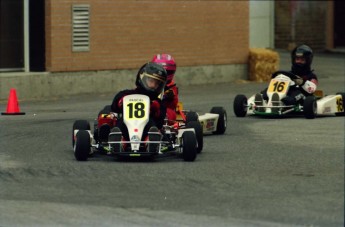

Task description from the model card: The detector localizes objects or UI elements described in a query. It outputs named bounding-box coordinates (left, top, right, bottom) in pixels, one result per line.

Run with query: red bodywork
left=97, top=114, right=117, bottom=129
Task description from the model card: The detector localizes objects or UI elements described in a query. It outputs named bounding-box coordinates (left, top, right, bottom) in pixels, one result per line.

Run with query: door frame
left=24, top=0, right=29, bottom=72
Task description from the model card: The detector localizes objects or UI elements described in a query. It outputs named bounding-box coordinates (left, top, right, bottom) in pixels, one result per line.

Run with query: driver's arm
left=301, top=78, right=318, bottom=94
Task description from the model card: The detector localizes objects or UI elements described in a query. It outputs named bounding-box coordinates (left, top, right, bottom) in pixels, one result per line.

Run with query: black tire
left=335, top=92, right=345, bottom=116
left=98, top=105, right=112, bottom=116
left=72, top=120, right=90, bottom=147
left=233, top=95, right=248, bottom=117
left=186, top=121, right=203, bottom=153
left=186, top=111, right=199, bottom=124
left=181, top=131, right=197, bottom=162
left=210, top=107, right=227, bottom=134
left=74, top=130, right=91, bottom=161
left=303, top=96, right=317, bottom=119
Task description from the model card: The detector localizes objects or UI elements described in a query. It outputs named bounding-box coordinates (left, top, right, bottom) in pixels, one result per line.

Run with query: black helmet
left=291, top=44, right=313, bottom=74
left=135, top=62, right=167, bottom=97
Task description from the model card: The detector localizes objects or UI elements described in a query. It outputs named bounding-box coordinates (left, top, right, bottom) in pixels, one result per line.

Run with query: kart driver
left=259, top=44, right=318, bottom=105
left=108, top=62, right=168, bottom=152
left=151, top=53, right=179, bottom=123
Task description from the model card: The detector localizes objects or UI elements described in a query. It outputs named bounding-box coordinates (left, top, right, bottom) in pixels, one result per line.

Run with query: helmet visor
left=140, top=72, right=166, bottom=94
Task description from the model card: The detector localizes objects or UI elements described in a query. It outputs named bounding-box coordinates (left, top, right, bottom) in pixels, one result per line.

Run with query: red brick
left=46, top=0, right=249, bottom=72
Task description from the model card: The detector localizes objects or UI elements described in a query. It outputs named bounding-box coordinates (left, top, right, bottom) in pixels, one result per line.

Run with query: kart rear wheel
left=181, top=131, right=197, bottom=162
left=234, top=94, right=248, bottom=117
left=186, top=121, right=203, bottom=153
left=74, top=130, right=91, bottom=161
left=72, top=120, right=90, bottom=147
left=303, top=96, right=317, bottom=119
left=210, top=107, right=227, bottom=134
left=335, top=92, right=345, bottom=116
left=186, top=111, right=199, bottom=124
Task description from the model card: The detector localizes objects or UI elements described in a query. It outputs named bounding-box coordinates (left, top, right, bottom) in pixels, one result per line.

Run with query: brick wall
left=45, top=0, right=249, bottom=72
left=275, top=1, right=327, bottom=51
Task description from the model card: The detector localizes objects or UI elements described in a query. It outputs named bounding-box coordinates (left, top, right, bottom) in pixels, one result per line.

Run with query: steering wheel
left=271, top=70, right=299, bottom=80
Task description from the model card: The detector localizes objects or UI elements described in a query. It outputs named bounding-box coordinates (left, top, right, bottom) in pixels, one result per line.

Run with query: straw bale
left=248, top=48, right=279, bottom=82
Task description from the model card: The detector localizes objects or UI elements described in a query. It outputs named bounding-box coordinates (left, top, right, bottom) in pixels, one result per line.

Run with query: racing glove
left=293, top=76, right=305, bottom=86
left=109, top=112, right=118, bottom=119
left=150, top=100, right=161, bottom=119
left=164, top=89, right=175, bottom=100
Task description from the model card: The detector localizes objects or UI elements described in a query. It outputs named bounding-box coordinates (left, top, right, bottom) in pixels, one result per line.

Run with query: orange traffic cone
left=1, top=88, right=25, bottom=115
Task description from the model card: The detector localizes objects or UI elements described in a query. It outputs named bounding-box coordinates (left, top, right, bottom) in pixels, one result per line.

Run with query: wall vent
left=72, top=5, right=90, bottom=52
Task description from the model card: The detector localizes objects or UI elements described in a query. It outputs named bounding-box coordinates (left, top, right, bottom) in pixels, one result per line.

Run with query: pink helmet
left=151, top=54, right=176, bottom=82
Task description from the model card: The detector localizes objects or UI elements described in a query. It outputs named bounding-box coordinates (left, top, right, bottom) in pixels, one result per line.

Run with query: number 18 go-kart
left=72, top=94, right=200, bottom=162
left=233, top=71, right=345, bottom=119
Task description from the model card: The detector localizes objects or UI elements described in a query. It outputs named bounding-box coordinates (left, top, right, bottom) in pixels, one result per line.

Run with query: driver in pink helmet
left=151, top=53, right=179, bottom=123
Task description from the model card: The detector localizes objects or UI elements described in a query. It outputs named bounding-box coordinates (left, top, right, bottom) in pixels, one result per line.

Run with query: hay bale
left=248, top=48, right=279, bottom=82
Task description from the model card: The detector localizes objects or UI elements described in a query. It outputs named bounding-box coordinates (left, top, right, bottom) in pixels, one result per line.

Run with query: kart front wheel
left=303, top=96, right=317, bottom=119
left=181, top=131, right=197, bottom=162
left=186, top=121, right=203, bottom=153
left=72, top=120, right=90, bottom=147
left=74, top=130, right=91, bottom=161
left=234, top=95, right=248, bottom=117
left=210, top=107, right=227, bottom=134
left=186, top=111, right=199, bottom=124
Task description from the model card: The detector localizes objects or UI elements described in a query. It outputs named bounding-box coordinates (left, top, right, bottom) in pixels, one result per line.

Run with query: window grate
left=72, top=5, right=90, bottom=52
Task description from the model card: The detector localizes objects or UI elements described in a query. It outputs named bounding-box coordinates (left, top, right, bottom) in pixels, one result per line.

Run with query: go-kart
left=72, top=94, right=200, bottom=162
left=164, top=103, right=227, bottom=154
left=233, top=70, right=345, bottom=119
left=175, top=102, right=227, bottom=135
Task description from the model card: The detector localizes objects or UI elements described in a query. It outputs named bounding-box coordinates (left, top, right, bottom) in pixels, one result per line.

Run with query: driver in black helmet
left=108, top=62, right=168, bottom=152
left=259, top=44, right=318, bottom=105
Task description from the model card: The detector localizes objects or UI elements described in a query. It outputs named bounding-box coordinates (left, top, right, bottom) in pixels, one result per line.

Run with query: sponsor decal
left=323, top=107, right=331, bottom=113
left=129, top=98, right=143, bottom=102
left=206, top=119, right=214, bottom=129
left=131, top=135, right=140, bottom=142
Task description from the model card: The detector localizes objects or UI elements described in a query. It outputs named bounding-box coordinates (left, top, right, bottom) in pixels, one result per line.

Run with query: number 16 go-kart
left=72, top=94, right=201, bottom=162
left=233, top=70, right=345, bottom=119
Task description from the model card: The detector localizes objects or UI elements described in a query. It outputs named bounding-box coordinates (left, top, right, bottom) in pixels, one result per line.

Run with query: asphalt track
left=0, top=51, right=344, bottom=226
